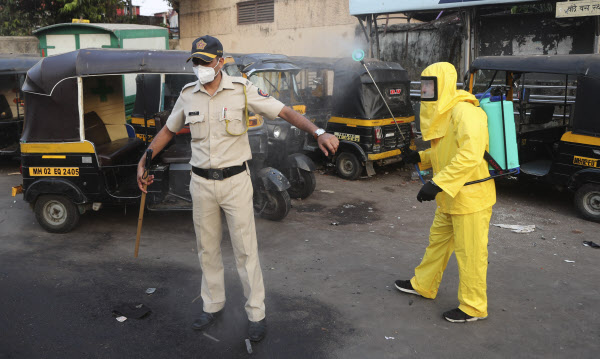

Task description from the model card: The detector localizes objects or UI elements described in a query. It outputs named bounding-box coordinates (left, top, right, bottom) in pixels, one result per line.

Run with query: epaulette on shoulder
left=181, top=81, right=197, bottom=93
left=230, top=76, right=250, bottom=87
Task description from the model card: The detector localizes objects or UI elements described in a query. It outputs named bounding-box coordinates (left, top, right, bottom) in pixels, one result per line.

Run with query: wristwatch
left=313, top=128, right=326, bottom=139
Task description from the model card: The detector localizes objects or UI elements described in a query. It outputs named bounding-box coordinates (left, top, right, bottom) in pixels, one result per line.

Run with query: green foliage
left=0, top=0, right=126, bottom=36
left=511, top=3, right=555, bottom=14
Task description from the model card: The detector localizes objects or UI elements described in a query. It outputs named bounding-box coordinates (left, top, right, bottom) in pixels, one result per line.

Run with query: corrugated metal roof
left=33, top=23, right=167, bottom=35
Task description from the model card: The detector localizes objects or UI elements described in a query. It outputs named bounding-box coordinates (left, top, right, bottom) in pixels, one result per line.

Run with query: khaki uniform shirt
left=166, top=72, right=285, bottom=169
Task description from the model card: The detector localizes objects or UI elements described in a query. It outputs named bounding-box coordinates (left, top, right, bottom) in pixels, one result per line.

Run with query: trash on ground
left=583, top=241, right=600, bottom=248
left=112, top=303, right=152, bottom=319
left=385, top=336, right=395, bottom=340
left=343, top=204, right=355, bottom=208
left=493, top=224, right=535, bottom=233
left=572, top=229, right=583, bottom=234
left=145, top=288, right=156, bottom=295
left=116, top=316, right=127, bottom=322
left=320, top=190, right=335, bottom=193
left=331, top=222, right=339, bottom=226
left=564, top=260, right=575, bottom=263
left=203, top=333, right=220, bottom=342
left=245, top=338, right=253, bottom=353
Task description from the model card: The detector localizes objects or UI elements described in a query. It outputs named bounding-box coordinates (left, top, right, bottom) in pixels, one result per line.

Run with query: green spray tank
left=479, top=87, right=520, bottom=174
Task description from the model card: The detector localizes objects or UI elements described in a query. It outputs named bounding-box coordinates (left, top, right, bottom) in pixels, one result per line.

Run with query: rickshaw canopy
left=0, top=54, right=41, bottom=75
left=470, top=54, right=600, bottom=137
left=23, top=49, right=192, bottom=96
left=332, top=58, right=412, bottom=119
left=227, top=53, right=301, bottom=74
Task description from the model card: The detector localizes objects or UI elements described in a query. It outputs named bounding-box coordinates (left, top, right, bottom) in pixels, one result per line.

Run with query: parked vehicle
left=224, top=53, right=317, bottom=198
left=0, top=54, right=40, bottom=156
left=467, top=54, right=600, bottom=222
left=290, top=56, right=416, bottom=180
left=12, top=49, right=290, bottom=233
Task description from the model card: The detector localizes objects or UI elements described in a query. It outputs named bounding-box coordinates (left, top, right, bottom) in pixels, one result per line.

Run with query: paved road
left=1, top=159, right=598, bottom=358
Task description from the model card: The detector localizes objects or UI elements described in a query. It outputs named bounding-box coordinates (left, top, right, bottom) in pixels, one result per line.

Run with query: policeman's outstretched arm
left=136, top=126, right=175, bottom=193
left=278, top=106, right=339, bottom=156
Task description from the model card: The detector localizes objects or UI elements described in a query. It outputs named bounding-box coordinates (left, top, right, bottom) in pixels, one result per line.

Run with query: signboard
left=349, top=0, right=545, bottom=15
left=556, top=1, right=600, bottom=18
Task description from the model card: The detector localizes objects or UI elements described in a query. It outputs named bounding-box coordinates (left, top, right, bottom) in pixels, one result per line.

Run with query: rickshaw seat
left=160, top=143, right=191, bottom=164
left=96, top=138, right=144, bottom=166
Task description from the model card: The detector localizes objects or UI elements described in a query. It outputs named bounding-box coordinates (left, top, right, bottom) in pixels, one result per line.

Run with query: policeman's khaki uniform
left=166, top=72, right=284, bottom=322
left=411, top=63, right=496, bottom=318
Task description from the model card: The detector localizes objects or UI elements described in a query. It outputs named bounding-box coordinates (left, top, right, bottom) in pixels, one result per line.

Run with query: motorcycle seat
left=96, top=138, right=144, bottom=166
left=160, top=143, right=191, bottom=164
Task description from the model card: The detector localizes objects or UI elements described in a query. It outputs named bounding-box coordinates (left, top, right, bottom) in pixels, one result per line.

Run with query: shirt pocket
left=185, top=113, right=207, bottom=140
left=221, top=107, right=246, bottom=136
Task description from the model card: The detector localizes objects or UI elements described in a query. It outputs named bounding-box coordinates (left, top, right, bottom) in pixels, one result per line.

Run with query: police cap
left=186, top=35, right=224, bottom=63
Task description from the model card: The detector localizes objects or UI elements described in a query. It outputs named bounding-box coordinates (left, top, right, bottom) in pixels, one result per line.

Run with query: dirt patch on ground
left=328, top=201, right=380, bottom=225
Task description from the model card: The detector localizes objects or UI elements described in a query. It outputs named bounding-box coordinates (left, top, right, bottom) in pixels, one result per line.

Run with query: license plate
left=573, top=156, right=599, bottom=168
left=334, top=132, right=360, bottom=142
left=29, top=167, right=80, bottom=176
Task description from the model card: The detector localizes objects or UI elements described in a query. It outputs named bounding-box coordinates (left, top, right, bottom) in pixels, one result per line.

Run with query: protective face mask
left=193, top=61, right=220, bottom=85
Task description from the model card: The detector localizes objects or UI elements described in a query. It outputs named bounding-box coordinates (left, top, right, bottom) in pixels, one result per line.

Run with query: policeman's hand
left=318, top=133, right=339, bottom=156
left=417, top=181, right=443, bottom=202
left=402, top=148, right=421, bottom=164
left=137, top=164, right=154, bottom=194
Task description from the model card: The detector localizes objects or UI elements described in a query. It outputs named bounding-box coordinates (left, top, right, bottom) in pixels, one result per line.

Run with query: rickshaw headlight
left=273, top=126, right=282, bottom=138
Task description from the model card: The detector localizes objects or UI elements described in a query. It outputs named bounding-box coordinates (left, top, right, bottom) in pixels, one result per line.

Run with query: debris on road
left=493, top=224, right=535, bottom=233
left=583, top=241, right=600, bottom=248
left=112, top=303, right=151, bottom=319
left=245, top=338, right=253, bottom=354
left=203, top=333, right=220, bottom=342
left=331, top=222, right=339, bottom=226
left=116, top=316, right=127, bottom=322
left=343, top=204, right=356, bottom=208
left=564, top=260, right=575, bottom=263
left=320, top=190, right=335, bottom=193
left=145, top=288, right=156, bottom=295
left=572, top=229, right=583, bottom=234
left=385, top=336, right=395, bottom=340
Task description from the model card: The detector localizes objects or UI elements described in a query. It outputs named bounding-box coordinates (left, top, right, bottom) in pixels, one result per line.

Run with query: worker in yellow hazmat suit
left=395, top=62, right=496, bottom=323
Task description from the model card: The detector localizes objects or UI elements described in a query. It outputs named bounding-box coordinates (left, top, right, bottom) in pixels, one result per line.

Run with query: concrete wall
left=178, top=0, right=368, bottom=57
left=0, top=36, right=39, bottom=55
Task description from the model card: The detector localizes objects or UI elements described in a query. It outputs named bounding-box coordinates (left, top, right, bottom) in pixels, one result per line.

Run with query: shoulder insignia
left=257, top=88, right=270, bottom=98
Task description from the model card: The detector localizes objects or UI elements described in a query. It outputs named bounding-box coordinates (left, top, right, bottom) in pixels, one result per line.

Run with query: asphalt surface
left=1, top=158, right=599, bottom=359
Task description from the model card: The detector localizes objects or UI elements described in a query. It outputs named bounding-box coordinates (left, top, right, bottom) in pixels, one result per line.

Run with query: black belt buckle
left=207, top=168, right=224, bottom=180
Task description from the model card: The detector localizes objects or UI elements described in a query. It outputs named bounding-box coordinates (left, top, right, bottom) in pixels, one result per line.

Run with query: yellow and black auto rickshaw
left=291, top=56, right=416, bottom=180
left=0, top=54, right=40, bottom=156
left=13, top=49, right=293, bottom=233
left=467, top=54, right=600, bottom=222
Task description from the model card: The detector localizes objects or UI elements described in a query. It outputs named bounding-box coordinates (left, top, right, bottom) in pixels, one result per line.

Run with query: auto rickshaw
left=467, top=54, right=600, bottom=222
left=290, top=57, right=416, bottom=180
left=0, top=54, right=40, bottom=156
left=223, top=53, right=317, bottom=199
left=13, top=49, right=291, bottom=233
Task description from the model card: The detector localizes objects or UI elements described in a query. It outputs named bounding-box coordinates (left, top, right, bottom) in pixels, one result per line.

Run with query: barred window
left=237, top=0, right=274, bottom=25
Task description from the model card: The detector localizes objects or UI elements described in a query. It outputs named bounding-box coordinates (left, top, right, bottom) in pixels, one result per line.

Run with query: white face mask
left=193, top=60, right=220, bottom=85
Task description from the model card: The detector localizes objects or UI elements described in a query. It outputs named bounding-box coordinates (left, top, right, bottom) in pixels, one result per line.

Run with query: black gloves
left=402, top=149, right=421, bottom=164
left=417, top=181, right=443, bottom=202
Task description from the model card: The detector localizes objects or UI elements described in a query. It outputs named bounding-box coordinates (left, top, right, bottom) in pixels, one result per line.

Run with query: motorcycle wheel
left=256, top=189, right=291, bottom=221
left=34, top=194, right=80, bottom=233
left=286, top=169, right=316, bottom=199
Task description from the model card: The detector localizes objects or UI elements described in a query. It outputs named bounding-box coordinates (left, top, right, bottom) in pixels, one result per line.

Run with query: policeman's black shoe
left=192, top=310, right=221, bottom=331
left=394, top=280, right=422, bottom=296
left=443, top=308, right=487, bottom=323
left=248, top=318, right=267, bottom=342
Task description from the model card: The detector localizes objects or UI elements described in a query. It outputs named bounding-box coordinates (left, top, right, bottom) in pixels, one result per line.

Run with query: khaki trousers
left=410, top=207, right=493, bottom=318
left=190, top=169, right=265, bottom=322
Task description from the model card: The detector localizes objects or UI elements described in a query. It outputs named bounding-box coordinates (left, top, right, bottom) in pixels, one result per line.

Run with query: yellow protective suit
left=410, top=62, right=496, bottom=318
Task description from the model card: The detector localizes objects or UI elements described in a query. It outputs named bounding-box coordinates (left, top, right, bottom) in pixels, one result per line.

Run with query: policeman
left=137, top=35, right=338, bottom=341
left=395, top=62, right=496, bottom=323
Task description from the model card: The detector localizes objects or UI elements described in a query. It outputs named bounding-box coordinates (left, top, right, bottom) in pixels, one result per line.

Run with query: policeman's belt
left=192, top=164, right=246, bottom=180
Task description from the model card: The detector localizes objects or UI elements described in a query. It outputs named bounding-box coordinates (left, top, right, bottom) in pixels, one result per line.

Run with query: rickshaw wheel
left=257, top=190, right=291, bottom=221
left=336, top=152, right=362, bottom=180
left=286, top=169, right=316, bottom=199
left=574, top=184, right=600, bottom=222
left=34, top=195, right=80, bottom=233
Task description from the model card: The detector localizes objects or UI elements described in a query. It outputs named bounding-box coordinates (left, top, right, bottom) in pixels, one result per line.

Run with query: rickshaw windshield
left=248, top=71, right=302, bottom=105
